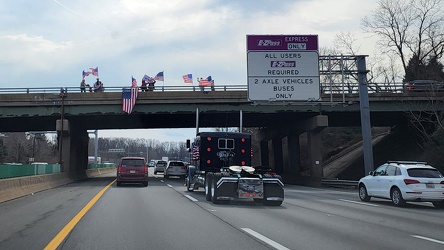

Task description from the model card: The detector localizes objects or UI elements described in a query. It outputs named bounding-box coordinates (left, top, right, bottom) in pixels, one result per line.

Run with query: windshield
left=408, top=168, right=443, bottom=178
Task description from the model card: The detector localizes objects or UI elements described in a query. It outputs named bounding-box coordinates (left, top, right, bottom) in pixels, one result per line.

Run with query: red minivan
left=116, top=157, right=148, bottom=187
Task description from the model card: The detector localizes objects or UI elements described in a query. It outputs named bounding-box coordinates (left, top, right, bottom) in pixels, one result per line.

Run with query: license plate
left=130, top=170, right=135, bottom=174
left=426, top=183, right=435, bottom=188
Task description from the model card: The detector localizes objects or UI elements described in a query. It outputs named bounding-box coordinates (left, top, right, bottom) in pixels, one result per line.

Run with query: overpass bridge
left=1, top=84, right=443, bottom=185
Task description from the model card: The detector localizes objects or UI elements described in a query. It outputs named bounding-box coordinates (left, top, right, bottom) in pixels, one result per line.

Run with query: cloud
left=1, top=0, right=379, bottom=141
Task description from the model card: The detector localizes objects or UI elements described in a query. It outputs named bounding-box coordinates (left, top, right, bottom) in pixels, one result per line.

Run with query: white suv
left=358, top=161, right=444, bottom=208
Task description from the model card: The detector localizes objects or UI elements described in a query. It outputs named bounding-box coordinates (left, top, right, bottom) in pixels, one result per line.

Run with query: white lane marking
left=241, top=228, right=290, bottom=250
left=160, top=180, right=164, bottom=183
left=184, top=195, right=198, bottom=202
left=411, top=235, right=444, bottom=245
left=339, top=199, right=379, bottom=207
left=167, top=184, right=173, bottom=188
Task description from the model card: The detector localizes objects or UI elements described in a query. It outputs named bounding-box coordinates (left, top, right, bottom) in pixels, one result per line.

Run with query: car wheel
left=164, top=174, right=169, bottom=179
left=391, top=187, right=406, bottom=207
left=432, top=201, right=444, bottom=208
left=359, top=184, right=371, bottom=202
left=205, top=172, right=213, bottom=201
left=116, top=181, right=121, bottom=187
left=154, top=171, right=157, bottom=175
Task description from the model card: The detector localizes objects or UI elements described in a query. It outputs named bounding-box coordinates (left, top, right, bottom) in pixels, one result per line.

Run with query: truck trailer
left=185, top=131, right=284, bottom=206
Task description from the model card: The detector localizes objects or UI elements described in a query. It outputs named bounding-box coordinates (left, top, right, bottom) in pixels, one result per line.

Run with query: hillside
left=336, top=128, right=426, bottom=180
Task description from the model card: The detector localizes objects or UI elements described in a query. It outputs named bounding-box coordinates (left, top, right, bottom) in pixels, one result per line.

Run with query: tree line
left=0, top=132, right=189, bottom=164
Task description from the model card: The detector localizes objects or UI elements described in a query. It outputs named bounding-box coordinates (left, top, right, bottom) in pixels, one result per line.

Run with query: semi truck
left=185, top=131, right=284, bottom=206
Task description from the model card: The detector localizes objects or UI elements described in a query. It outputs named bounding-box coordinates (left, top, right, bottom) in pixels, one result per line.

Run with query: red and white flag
left=122, top=87, right=139, bottom=114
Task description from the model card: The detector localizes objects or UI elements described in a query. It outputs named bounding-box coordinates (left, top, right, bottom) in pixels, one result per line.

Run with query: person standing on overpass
left=94, top=78, right=104, bottom=92
left=80, top=79, right=87, bottom=92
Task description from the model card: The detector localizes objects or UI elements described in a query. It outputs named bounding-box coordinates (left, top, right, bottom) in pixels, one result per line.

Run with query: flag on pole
left=122, top=87, right=139, bottom=114
left=142, top=74, right=151, bottom=81
left=153, top=71, right=164, bottom=81
left=182, top=74, right=193, bottom=83
left=192, top=142, right=199, bottom=160
left=199, top=76, right=212, bottom=86
left=90, top=67, right=99, bottom=76
left=132, top=76, right=138, bottom=87
left=82, top=70, right=91, bottom=79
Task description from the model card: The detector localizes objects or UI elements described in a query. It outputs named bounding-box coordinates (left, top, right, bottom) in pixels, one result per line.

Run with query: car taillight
left=441, top=181, right=444, bottom=184
left=404, top=179, right=420, bottom=185
left=181, top=166, right=186, bottom=169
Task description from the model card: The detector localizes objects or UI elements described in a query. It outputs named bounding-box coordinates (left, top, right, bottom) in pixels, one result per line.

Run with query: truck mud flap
left=263, top=178, right=284, bottom=201
left=215, top=177, right=238, bottom=201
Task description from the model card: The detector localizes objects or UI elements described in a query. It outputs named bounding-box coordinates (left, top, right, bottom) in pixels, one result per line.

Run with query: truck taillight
left=241, top=161, right=245, bottom=165
left=117, top=166, right=121, bottom=173
left=207, top=147, right=211, bottom=152
left=207, top=137, right=212, bottom=141
left=207, top=159, right=211, bottom=164
left=241, top=149, right=245, bottom=153
left=241, top=138, right=246, bottom=142
left=144, top=166, right=148, bottom=174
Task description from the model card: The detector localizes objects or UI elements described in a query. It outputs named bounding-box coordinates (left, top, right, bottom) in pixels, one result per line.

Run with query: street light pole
left=59, top=88, right=67, bottom=167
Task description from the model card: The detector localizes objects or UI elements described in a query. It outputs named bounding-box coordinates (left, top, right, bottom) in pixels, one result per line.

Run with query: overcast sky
left=0, top=0, right=378, bottom=142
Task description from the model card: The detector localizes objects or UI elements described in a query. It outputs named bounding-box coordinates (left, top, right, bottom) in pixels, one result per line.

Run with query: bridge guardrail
left=0, top=82, right=412, bottom=94
left=0, top=85, right=249, bottom=94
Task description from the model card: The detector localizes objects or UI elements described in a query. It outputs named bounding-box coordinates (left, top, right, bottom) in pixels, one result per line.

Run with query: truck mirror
left=186, top=139, right=190, bottom=149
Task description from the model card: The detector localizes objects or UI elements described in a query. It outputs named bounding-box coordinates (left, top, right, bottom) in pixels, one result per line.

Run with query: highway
left=1, top=169, right=443, bottom=250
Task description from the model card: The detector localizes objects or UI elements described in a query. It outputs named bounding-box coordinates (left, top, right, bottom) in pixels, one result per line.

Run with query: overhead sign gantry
left=246, top=34, right=320, bottom=101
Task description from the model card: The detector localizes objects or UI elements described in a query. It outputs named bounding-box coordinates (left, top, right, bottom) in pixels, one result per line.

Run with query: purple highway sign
left=247, top=35, right=318, bottom=51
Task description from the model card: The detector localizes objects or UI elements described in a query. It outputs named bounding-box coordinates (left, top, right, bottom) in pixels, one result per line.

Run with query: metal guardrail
left=0, top=82, right=411, bottom=94
left=0, top=85, right=248, bottom=94
left=321, top=179, right=358, bottom=188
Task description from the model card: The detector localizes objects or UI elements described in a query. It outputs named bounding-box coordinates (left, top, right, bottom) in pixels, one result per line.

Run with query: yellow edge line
left=44, top=179, right=116, bottom=250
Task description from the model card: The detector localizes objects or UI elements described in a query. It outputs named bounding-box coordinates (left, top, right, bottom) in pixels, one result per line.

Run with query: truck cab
left=186, top=131, right=284, bottom=206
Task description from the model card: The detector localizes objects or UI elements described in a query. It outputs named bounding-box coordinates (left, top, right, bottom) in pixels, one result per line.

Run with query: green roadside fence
left=0, top=163, right=116, bottom=179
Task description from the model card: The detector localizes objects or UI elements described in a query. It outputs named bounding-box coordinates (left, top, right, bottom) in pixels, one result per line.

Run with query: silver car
left=164, top=160, right=187, bottom=179
left=154, top=160, right=167, bottom=175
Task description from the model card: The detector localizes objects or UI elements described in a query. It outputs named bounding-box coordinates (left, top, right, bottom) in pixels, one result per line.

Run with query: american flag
left=132, top=76, right=138, bottom=87
left=199, top=76, right=212, bottom=87
left=192, top=142, right=199, bottom=160
left=142, top=74, right=151, bottom=81
left=182, top=74, right=193, bottom=84
left=90, top=67, right=99, bottom=76
left=82, top=70, right=91, bottom=79
left=153, top=71, right=164, bottom=81
left=122, top=87, right=139, bottom=114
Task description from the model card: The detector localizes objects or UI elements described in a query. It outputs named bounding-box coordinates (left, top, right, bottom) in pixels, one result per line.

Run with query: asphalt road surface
left=1, top=168, right=443, bottom=250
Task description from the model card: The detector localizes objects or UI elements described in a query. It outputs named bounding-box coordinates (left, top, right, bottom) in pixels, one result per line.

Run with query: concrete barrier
left=0, top=167, right=116, bottom=203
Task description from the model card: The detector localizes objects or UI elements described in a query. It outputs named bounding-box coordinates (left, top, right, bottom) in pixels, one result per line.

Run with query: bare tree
left=362, top=0, right=444, bottom=75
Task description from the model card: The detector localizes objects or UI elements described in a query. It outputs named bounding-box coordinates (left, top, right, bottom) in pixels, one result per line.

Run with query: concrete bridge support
left=305, top=115, right=328, bottom=186
left=254, top=115, right=328, bottom=186
left=58, top=120, right=89, bottom=179
left=283, top=134, right=301, bottom=175
left=268, top=137, right=284, bottom=174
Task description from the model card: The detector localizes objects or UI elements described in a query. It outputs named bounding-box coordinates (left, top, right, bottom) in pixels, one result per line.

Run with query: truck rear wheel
left=211, top=173, right=221, bottom=204
left=205, top=172, right=213, bottom=201
left=186, top=176, right=193, bottom=192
